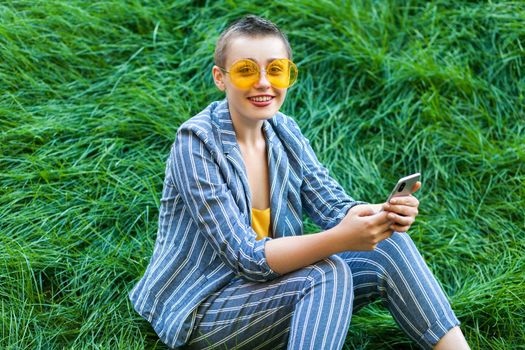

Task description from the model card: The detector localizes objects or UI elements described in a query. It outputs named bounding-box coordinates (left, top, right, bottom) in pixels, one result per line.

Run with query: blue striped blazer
left=128, top=98, right=365, bottom=348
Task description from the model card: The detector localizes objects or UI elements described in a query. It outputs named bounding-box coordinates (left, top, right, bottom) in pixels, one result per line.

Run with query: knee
left=375, top=232, right=424, bottom=280
left=309, top=255, right=353, bottom=292
left=380, top=231, right=418, bottom=257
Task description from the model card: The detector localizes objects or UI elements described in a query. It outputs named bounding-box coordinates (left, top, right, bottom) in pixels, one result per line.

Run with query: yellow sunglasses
left=219, top=58, right=298, bottom=89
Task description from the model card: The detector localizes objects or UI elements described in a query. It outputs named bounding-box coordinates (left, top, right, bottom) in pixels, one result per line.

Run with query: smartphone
left=386, top=173, right=421, bottom=203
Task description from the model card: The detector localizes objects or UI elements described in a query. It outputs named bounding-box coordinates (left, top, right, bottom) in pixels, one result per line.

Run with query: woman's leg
left=185, top=255, right=354, bottom=350
left=336, top=231, right=461, bottom=350
left=434, top=326, right=470, bottom=350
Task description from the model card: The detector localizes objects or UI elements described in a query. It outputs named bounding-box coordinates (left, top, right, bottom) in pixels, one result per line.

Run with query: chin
left=255, top=107, right=279, bottom=119
left=249, top=100, right=282, bottom=117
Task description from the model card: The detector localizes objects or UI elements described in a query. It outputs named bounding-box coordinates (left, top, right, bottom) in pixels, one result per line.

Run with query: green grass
left=1, top=0, right=524, bottom=349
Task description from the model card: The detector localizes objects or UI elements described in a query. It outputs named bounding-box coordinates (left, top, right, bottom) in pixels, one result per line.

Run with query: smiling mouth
left=248, top=96, right=274, bottom=102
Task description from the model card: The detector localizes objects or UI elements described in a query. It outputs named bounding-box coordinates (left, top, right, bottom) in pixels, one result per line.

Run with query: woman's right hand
left=334, top=204, right=393, bottom=251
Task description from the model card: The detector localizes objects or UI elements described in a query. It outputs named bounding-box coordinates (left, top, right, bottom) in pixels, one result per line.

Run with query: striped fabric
left=186, top=232, right=460, bottom=350
left=128, top=98, right=366, bottom=348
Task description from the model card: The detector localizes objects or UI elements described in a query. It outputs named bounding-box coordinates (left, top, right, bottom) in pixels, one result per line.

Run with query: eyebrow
left=246, top=57, right=285, bottom=64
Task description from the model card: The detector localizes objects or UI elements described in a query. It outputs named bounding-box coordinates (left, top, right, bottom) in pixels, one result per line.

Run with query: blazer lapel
left=215, top=100, right=252, bottom=217
left=263, top=120, right=290, bottom=239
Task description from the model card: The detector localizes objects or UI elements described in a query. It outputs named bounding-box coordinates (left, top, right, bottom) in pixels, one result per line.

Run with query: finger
left=389, top=195, right=419, bottom=207
left=371, top=211, right=392, bottom=225
left=351, top=204, right=377, bottom=217
left=386, top=212, right=415, bottom=226
left=411, top=181, right=421, bottom=193
left=384, top=203, right=418, bottom=217
left=357, top=208, right=377, bottom=217
left=376, top=220, right=393, bottom=233
left=391, top=224, right=410, bottom=232
left=377, top=228, right=394, bottom=242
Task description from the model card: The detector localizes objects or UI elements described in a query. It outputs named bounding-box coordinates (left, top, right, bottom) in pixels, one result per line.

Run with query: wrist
left=327, top=221, right=358, bottom=252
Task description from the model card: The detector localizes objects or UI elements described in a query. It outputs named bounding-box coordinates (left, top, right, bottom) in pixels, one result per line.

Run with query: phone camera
left=398, top=182, right=406, bottom=192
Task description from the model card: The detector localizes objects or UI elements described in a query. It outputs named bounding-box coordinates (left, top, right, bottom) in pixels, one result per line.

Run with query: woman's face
left=213, top=35, right=290, bottom=123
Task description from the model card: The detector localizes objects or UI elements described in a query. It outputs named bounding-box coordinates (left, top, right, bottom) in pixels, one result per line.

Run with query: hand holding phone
left=381, top=173, right=421, bottom=232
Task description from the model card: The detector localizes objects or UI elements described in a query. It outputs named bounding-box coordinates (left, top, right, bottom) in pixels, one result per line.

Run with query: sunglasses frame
left=218, top=58, right=298, bottom=89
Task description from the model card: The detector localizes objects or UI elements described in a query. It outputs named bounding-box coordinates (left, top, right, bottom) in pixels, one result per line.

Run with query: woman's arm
left=265, top=188, right=424, bottom=276
left=265, top=203, right=392, bottom=275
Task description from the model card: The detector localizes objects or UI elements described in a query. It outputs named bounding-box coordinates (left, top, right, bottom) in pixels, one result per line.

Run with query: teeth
left=250, top=96, right=272, bottom=102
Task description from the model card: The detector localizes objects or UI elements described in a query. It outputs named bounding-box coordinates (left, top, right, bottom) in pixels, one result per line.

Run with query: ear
left=212, top=65, right=226, bottom=91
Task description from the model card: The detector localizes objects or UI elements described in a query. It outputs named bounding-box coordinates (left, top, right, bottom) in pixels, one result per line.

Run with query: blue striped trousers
left=184, top=232, right=460, bottom=350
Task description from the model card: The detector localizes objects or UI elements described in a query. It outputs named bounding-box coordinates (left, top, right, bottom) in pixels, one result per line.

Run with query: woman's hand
left=382, top=181, right=421, bottom=232
left=334, top=204, right=394, bottom=251
left=333, top=181, right=421, bottom=251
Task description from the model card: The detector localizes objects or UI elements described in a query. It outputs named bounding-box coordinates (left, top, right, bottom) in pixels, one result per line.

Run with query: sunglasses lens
left=229, top=60, right=259, bottom=89
left=267, top=59, right=298, bottom=88
left=226, top=59, right=298, bottom=89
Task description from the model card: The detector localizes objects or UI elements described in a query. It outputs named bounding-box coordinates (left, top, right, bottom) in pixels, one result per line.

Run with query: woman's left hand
left=382, top=181, right=421, bottom=233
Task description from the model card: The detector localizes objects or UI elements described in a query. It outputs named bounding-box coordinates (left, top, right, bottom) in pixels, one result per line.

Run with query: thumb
left=357, top=208, right=376, bottom=217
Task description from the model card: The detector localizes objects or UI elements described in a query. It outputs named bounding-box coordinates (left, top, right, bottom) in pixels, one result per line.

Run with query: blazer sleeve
left=168, top=126, right=281, bottom=283
left=288, top=119, right=368, bottom=231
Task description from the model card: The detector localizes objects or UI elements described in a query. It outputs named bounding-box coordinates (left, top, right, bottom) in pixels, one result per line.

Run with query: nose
left=254, top=67, right=271, bottom=89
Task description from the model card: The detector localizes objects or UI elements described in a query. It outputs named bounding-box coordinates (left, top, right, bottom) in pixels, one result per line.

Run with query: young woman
left=129, top=15, right=471, bottom=350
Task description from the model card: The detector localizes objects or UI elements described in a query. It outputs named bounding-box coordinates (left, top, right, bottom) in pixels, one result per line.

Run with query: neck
left=230, top=113, right=266, bottom=150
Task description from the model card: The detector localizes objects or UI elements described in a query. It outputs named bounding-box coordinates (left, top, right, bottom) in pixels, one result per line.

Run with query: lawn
left=1, top=0, right=524, bottom=349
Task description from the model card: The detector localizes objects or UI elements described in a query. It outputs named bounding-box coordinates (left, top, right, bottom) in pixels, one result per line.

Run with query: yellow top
left=251, top=207, right=271, bottom=240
